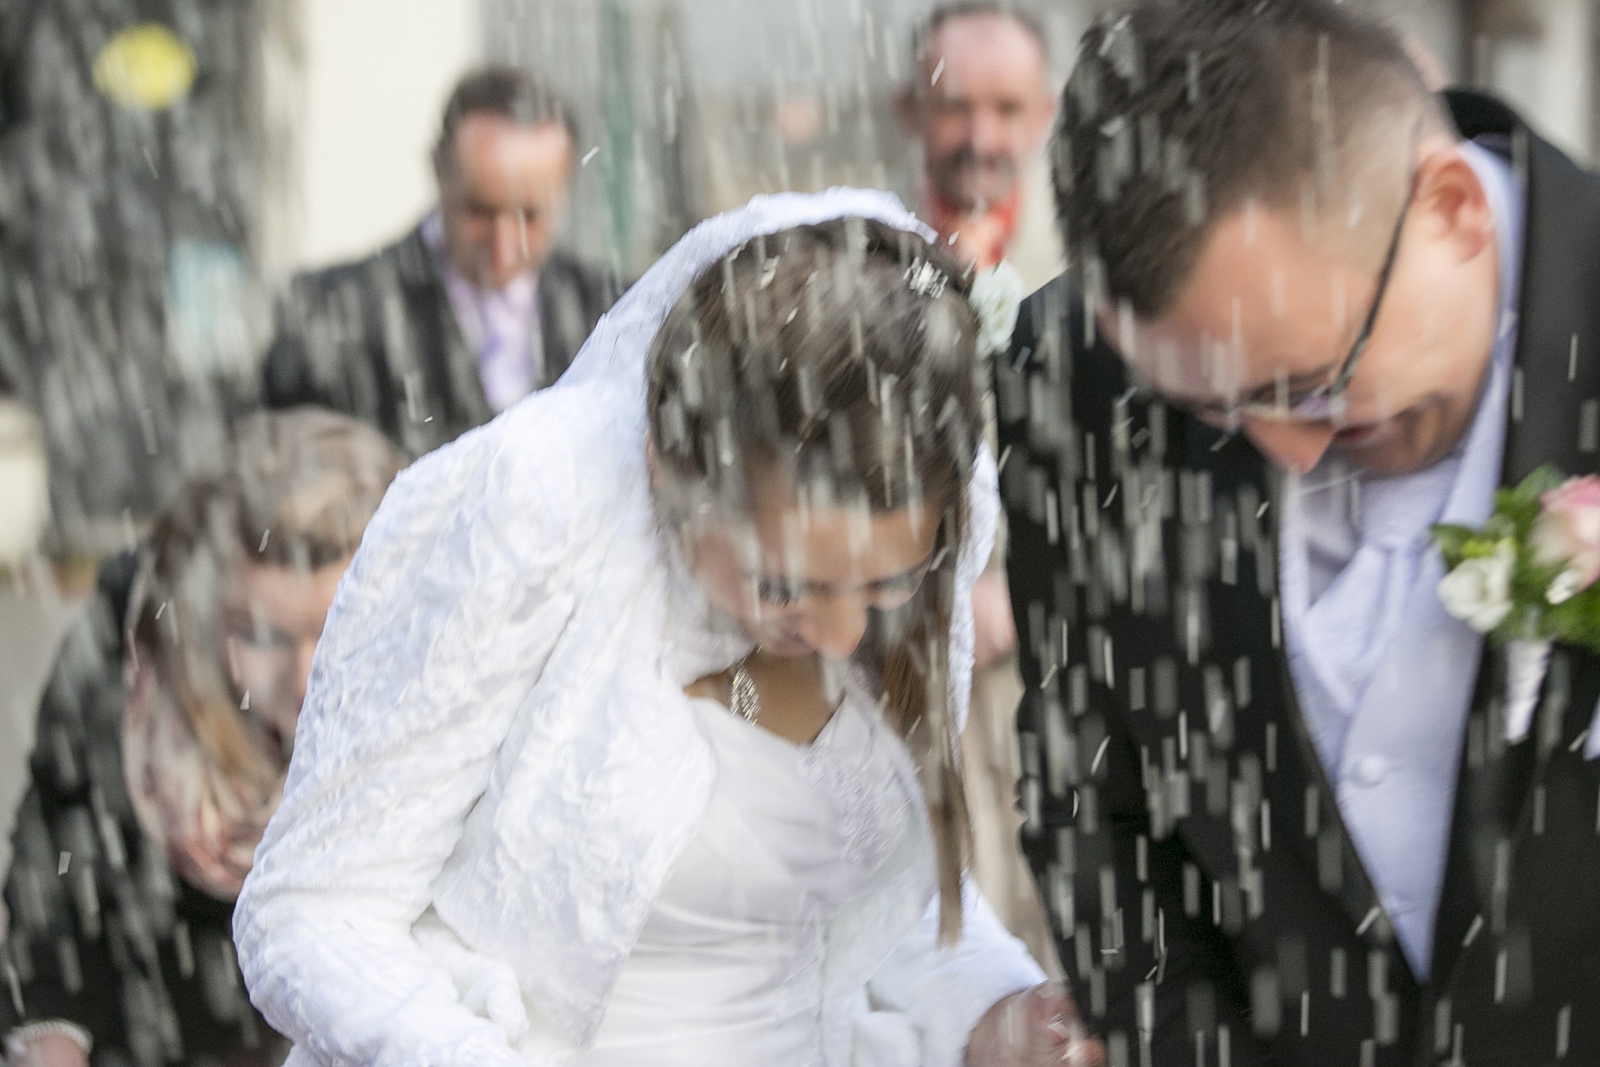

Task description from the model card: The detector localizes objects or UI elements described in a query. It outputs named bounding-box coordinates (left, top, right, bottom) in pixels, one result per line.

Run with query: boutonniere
left=966, top=259, right=1025, bottom=361
left=1433, top=466, right=1600, bottom=742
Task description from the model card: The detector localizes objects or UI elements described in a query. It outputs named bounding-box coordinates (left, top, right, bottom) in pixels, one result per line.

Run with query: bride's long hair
left=646, top=218, right=983, bottom=940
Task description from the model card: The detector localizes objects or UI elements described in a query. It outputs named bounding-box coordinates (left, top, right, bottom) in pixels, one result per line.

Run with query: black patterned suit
left=261, top=225, right=619, bottom=458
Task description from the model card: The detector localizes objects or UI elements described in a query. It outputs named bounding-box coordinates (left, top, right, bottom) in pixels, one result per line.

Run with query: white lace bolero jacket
left=232, top=372, right=1045, bottom=1067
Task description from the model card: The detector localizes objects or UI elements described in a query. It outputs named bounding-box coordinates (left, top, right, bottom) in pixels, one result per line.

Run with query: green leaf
left=1514, top=464, right=1567, bottom=502
left=1494, top=488, right=1539, bottom=532
left=1511, top=556, right=1563, bottom=612
left=1495, top=603, right=1548, bottom=643
left=1481, top=513, right=1518, bottom=542
left=1430, top=523, right=1477, bottom=566
left=1545, top=583, right=1600, bottom=651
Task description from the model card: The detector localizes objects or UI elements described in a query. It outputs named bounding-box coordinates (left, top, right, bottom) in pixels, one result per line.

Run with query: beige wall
left=1476, top=0, right=1594, bottom=163
left=292, top=0, right=482, bottom=271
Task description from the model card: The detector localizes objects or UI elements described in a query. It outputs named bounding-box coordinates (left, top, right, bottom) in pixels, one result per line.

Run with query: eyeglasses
left=1137, top=141, right=1421, bottom=426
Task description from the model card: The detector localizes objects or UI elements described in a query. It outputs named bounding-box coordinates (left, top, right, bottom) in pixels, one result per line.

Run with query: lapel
left=392, top=226, right=495, bottom=439
left=1183, top=419, right=1419, bottom=977
left=1429, top=90, right=1600, bottom=988
left=538, top=254, right=585, bottom=387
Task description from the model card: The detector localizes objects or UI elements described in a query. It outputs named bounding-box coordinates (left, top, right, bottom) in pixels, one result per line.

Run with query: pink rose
left=1533, top=475, right=1600, bottom=591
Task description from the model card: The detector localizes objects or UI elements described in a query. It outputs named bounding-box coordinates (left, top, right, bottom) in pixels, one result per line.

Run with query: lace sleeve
left=232, top=414, right=580, bottom=1067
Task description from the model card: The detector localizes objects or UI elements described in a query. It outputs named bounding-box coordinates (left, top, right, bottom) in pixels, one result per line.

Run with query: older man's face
left=906, top=14, right=1054, bottom=210
left=436, top=113, right=574, bottom=291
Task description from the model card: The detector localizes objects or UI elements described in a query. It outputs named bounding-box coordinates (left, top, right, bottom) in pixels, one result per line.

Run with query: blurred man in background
left=262, top=68, right=618, bottom=457
left=901, top=1, right=1062, bottom=973
left=898, top=1, right=1063, bottom=291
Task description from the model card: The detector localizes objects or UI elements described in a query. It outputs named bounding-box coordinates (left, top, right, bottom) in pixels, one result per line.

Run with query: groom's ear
left=1414, top=147, right=1495, bottom=265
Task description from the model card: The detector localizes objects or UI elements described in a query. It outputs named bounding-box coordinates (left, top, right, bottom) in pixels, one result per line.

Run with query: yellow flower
left=94, top=24, right=196, bottom=112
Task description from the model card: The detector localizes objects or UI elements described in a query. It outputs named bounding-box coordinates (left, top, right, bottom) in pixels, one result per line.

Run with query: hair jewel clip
left=903, top=258, right=949, bottom=300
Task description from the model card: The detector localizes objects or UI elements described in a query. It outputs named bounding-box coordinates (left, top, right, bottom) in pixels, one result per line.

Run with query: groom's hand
left=7, top=1033, right=91, bottom=1067
left=966, top=982, right=1106, bottom=1066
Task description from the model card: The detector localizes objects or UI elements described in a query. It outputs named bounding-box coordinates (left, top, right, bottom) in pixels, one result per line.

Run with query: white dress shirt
left=1280, top=140, right=1524, bottom=980
left=422, top=211, right=545, bottom=412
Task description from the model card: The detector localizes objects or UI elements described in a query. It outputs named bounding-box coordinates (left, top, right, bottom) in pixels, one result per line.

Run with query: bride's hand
left=965, top=982, right=1106, bottom=1067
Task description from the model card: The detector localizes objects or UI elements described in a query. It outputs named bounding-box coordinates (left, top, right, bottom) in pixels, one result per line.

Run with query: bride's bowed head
left=645, top=219, right=1019, bottom=939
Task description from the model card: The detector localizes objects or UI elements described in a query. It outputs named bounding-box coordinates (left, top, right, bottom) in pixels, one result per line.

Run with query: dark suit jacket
left=1000, top=91, right=1600, bottom=1067
left=260, top=224, right=618, bottom=456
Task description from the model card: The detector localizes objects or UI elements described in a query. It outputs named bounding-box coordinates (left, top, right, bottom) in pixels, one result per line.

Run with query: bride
left=232, top=190, right=1102, bottom=1066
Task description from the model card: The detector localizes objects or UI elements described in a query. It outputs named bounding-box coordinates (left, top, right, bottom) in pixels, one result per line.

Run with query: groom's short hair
left=1053, top=0, right=1451, bottom=318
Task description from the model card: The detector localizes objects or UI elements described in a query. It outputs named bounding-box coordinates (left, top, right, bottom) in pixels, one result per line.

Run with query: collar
left=420, top=209, right=539, bottom=307
left=1436, top=138, right=1524, bottom=528
left=1460, top=137, right=1525, bottom=366
left=923, top=183, right=1022, bottom=269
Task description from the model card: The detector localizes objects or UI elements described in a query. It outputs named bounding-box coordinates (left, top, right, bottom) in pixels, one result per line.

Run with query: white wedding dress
left=579, top=690, right=910, bottom=1065
left=234, top=191, right=1045, bottom=1067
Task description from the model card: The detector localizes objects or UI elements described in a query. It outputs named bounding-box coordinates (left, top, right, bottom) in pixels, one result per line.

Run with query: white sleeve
left=859, top=879, right=1047, bottom=1067
left=950, top=444, right=1001, bottom=735
left=233, top=426, right=578, bottom=1067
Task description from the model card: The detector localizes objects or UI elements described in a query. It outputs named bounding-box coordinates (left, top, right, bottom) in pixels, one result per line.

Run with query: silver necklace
left=730, top=652, right=761, bottom=724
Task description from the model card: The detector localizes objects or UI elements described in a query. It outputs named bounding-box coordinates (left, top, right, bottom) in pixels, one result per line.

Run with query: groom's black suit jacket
left=1000, top=91, right=1600, bottom=1067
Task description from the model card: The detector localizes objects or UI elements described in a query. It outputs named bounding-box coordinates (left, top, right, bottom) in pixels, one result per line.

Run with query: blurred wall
left=239, top=0, right=1600, bottom=300
left=290, top=0, right=482, bottom=272
left=480, top=0, right=1100, bottom=275
left=1390, top=0, right=1466, bottom=83
left=1469, top=0, right=1595, bottom=163
left=474, top=0, right=1498, bottom=275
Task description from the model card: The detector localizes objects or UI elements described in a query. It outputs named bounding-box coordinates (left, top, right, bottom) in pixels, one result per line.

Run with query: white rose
left=968, top=260, right=1025, bottom=359
left=1437, top=541, right=1515, bottom=633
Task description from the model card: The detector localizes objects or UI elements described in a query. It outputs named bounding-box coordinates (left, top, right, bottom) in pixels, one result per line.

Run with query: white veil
left=230, top=191, right=1015, bottom=1064
left=554, top=186, right=999, bottom=734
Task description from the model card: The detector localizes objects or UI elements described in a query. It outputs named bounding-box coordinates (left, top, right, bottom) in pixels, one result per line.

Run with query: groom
left=1001, top=1, right=1600, bottom=1064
